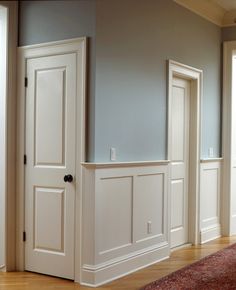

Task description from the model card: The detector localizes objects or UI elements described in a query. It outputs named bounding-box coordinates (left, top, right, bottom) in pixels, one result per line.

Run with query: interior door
left=170, top=77, right=190, bottom=249
left=25, top=53, right=77, bottom=279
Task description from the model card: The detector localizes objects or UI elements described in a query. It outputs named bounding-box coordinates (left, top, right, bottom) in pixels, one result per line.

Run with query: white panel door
left=25, top=53, right=77, bottom=279
left=170, top=77, right=190, bottom=249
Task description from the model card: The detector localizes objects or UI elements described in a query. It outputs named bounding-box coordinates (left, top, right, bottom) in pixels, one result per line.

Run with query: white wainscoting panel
left=134, top=173, right=165, bottom=244
left=97, top=176, right=133, bottom=254
left=81, top=162, right=169, bottom=287
left=231, top=163, right=236, bottom=234
left=200, top=160, right=222, bottom=244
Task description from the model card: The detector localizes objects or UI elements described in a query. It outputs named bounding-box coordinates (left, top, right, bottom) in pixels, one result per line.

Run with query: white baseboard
left=0, top=266, right=6, bottom=272
left=200, top=224, right=221, bottom=244
left=81, top=243, right=169, bottom=287
left=230, top=215, right=236, bottom=235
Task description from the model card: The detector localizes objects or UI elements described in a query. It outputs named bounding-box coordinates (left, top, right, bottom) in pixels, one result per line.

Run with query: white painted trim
left=0, top=266, right=6, bottom=275
left=200, top=161, right=221, bottom=243
left=168, top=60, right=203, bottom=245
left=222, top=41, right=236, bottom=236
left=0, top=4, right=8, bottom=272
left=200, top=158, right=223, bottom=163
left=0, top=1, right=18, bottom=271
left=16, top=38, right=87, bottom=283
left=81, top=163, right=169, bottom=286
left=81, top=244, right=169, bottom=287
left=82, top=160, right=170, bottom=169
left=200, top=224, right=221, bottom=244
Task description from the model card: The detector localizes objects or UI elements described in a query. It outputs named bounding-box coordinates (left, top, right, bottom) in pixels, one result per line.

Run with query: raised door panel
left=35, top=68, right=66, bottom=167
left=34, top=187, right=65, bottom=253
left=171, top=86, right=185, bottom=162
left=171, top=179, right=184, bottom=230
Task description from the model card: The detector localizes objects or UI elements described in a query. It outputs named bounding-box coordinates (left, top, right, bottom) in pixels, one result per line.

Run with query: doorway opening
left=168, top=60, right=202, bottom=248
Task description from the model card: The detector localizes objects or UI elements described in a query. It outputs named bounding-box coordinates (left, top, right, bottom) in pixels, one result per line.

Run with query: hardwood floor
left=1, top=236, right=236, bottom=290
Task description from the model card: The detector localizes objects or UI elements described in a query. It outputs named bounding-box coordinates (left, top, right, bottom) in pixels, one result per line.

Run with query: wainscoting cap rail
left=200, top=158, right=223, bottom=163
left=81, top=160, right=170, bottom=169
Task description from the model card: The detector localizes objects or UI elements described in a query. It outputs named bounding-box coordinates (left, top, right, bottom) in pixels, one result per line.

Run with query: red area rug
left=141, top=243, right=236, bottom=290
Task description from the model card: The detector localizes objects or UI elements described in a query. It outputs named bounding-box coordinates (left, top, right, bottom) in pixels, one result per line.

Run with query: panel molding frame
left=16, top=37, right=87, bottom=283
left=200, top=160, right=222, bottom=244
left=168, top=60, right=203, bottom=245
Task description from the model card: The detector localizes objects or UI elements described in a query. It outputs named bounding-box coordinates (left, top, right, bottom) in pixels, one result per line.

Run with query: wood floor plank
left=0, top=236, right=236, bottom=290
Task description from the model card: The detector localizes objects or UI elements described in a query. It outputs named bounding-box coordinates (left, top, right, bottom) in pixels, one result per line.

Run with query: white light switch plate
left=208, top=147, right=214, bottom=158
left=110, top=147, right=116, bottom=161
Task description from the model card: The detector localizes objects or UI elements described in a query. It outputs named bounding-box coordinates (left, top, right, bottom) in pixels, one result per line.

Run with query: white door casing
left=0, top=1, right=18, bottom=271
left=0, top=5, right=7, bottom=270
left=168, top=60, right=202, bottom=247
left=17, top=38, right=86, bottom=282
left=170, top=77, right=190, bottom=248
left=222, top=42, right=236, bottom=235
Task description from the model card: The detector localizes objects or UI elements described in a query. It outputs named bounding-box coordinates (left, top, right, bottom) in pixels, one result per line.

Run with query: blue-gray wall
left=19, top=0, right=222, bottom=162
left=19, top=0, right=97, bottom=161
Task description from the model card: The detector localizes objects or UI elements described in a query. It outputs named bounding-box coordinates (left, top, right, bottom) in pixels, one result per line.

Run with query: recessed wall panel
left=34, top=68, right=65, bottom=167
left=202, top=169, right=218, bottom=222
left=231, top=167, right=236, bottom=216
left=34, top=187, right=65, bottom=253
left=97, top=177, right=133, bottom=254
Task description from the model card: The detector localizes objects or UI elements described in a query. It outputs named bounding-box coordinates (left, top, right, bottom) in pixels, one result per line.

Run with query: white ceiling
left=213, top=0, right=236, bottom=11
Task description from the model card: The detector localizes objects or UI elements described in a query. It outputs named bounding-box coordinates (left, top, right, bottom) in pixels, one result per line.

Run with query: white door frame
left=222, top=41, right=236, bottom=236
left=0, top=1, right=18, bottom=271
left=16, top=38, right=87, bottom=282
left=168, top=60, right=203, bottom=245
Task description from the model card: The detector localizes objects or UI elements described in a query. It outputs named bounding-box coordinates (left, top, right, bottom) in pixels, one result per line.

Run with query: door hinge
left=24, top=154, right=27, bottom=165
left=23, top=231, right=26, bottom=242
left=24, top=77, right=28, bottom=88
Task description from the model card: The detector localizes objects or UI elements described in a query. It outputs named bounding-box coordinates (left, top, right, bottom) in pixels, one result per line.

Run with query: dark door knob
left=64, top=174, right=73, bottom=183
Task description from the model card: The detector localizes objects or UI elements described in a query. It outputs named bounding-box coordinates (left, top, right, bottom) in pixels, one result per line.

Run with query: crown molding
left=174, top=0, right=225, bottom=27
